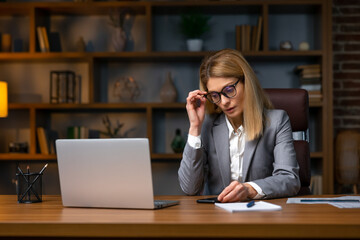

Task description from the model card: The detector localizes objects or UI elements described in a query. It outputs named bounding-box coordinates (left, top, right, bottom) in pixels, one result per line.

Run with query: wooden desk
left=0, top=195, right=359, bottom=239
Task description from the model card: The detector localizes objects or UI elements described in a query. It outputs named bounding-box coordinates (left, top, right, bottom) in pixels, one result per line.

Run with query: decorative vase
left=76, top=36, right=86, bottom=52
left=111, top=27, right=126, bottom=52
left=171, top=128, right=186, bottom=153
left=186, top=39, right=203, bottom=51
left=160, top=72, right=177, bottom=102
left=113, top=76, right=140, bottom=102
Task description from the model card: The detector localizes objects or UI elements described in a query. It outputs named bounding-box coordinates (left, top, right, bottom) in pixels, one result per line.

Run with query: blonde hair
left=199, top=48, right=273, bottom=140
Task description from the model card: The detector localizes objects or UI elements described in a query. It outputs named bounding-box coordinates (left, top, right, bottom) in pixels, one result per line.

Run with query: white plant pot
left=186, top=39, right=203, bottom=52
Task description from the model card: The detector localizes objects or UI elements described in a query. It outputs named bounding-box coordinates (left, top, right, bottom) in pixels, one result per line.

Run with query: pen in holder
left=16, top=164, right=48, bottom=203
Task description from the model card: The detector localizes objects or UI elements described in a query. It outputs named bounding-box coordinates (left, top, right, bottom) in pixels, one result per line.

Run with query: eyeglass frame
left=204, top=78, right=242, bottom=104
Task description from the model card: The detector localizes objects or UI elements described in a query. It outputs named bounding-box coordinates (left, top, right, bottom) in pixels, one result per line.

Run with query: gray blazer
left=178, top=109, right=301, bottom=199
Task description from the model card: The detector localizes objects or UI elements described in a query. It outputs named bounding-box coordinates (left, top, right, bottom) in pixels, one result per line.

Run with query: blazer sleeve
left=178, top=115, right=215, bottom=195
left=251, top=110, right=301, bottom=199
left=178, top=142, right=207, bottom=195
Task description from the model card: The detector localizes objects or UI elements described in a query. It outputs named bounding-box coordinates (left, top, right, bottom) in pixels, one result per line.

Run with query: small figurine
left=280, top=41, right=293, bottom=51
left=299, top=41, right=310, bottom=51
left=171, top=128, right=186, bottom=153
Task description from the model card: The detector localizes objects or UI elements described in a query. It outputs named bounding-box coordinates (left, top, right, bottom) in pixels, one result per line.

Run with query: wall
left=333, top=0, right=360, bottom=134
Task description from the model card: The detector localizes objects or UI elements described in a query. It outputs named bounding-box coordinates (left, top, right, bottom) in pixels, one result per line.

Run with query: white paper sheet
left=286, top=196, right=360, bottom=208
left=215, top=201, right=282, bottom=212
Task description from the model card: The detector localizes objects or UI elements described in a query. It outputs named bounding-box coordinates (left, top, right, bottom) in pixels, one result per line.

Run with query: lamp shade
left=0, top=81, right=8, bottom=118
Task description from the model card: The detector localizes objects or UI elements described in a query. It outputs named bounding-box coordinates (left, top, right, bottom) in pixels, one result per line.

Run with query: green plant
left=100, top=115, right=135, bottom=138
left=180, top=12, right=211, bottom=39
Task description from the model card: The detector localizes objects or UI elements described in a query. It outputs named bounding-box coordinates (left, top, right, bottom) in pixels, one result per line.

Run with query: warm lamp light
left=0, top=81, right=8, bottom=118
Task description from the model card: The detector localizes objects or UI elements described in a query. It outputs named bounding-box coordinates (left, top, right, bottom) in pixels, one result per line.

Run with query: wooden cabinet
left=0, top=0, right=333, bottom=193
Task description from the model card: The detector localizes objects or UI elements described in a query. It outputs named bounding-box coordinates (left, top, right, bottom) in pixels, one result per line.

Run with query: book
left=37, top=127, right=49, bottom=154
left=67, top=126, right=89, bottom=139
left=48, top=32, right=62, bottom=52
left=47, top=130, right=59, bottom=154
left=301, top=67, right=321, bottom=75
left=251, top=25, right=257, bottom=51
left=215, top=201, right=282, bottom=212
left=300, top=83, right=321, bottom=91
left=36, top=26, right=46, bottom=53
left=301, top=73, right=322, bottom=79
left=308, top=90, right=323, bottom=100
left=41, top=27, right=50, bottom=52
left=254, top=16, right=263, bottom=51
left=295, top=64, right=321, bottom=71
left=244, top=24, right=251, bottom=51
left=236, top=25, right=241, bottom=51
left=300, top=77, right=321, bottom=85
left=241, top=25, right=246, bottom=51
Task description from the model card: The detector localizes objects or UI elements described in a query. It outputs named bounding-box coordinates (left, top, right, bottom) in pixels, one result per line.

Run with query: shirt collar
left=225, top=115, right=244, bottom=139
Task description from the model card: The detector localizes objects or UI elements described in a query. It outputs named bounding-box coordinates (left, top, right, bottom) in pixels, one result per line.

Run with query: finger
left=187, top=90, right=207, bottom=101
left=218, top=181, right=238, bottom=201
left=221, top=190, right=239, bottom=203
left=222, top=183, right=247, bottom=203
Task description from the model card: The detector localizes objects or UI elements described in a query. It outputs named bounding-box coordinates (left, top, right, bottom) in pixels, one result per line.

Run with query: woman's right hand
left=186, top=90, right=207, bottom=136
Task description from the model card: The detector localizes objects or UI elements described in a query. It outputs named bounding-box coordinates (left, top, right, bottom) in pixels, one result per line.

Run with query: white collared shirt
left=187, top=116, right=265, bottom=199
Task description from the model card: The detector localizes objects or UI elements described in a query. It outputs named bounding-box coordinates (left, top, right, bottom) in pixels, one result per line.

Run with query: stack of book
left=36, top=26, right=62, bottom=52
left=295, top=64, right=322, bottom=100
left=236, top=16, right=262, bottom=52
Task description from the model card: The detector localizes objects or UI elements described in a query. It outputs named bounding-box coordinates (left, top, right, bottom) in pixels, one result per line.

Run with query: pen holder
left=16, top=172, right=43, bottom=203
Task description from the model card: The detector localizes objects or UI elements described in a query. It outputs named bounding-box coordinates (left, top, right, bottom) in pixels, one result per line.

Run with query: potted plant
left=180, top=12, right=211, bottom=51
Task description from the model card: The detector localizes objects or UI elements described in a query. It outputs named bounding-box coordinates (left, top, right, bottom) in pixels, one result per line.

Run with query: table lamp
left=0, top=81, right=8, bottom=118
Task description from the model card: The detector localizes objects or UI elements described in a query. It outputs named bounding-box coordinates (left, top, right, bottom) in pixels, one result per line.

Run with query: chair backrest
left=264, top=88, right=311, bottom=195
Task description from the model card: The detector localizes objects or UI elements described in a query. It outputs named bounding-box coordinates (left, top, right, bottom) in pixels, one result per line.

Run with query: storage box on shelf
left=0, top=0, right=332, bottom=193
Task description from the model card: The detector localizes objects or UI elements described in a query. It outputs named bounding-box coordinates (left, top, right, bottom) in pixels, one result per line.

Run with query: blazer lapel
left=212, top=114, right=231, bottom=187
left=242, top=137, right=260, bottom=182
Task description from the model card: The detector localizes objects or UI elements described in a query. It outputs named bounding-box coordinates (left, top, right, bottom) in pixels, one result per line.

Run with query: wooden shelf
left=0, top=153, right=182, bottom=161
left=10, top=101, right=321, bottom=110
left=0, top=151, right=324, bottom=161
left=9, top=102, right=186, bottom=111
left=0, top=153, right=56, bottom=161
left=0, top=51, right=323, bottom=62
left=310, top=152, right=323, bottom=159
left=152, top=153, right=182, bottom=160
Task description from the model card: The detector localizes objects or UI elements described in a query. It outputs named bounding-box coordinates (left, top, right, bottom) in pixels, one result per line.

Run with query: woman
left=178, top=48, right=300, bottom=202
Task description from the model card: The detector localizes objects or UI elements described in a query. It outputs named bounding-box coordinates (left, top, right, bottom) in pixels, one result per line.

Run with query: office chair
left=265, top=88, right=311, bottom=195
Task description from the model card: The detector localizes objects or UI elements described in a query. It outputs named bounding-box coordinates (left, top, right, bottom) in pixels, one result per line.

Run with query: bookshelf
left=0, top=0, right=333, bottom=194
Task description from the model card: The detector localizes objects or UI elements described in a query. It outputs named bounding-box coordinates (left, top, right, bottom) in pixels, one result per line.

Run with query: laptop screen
left=56, top=138, right=156, bottom=209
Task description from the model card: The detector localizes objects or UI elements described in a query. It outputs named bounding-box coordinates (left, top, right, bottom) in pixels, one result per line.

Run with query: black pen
left=247, top=200, right=255, bottom=208
left=300, top=199, right=359, bottom=202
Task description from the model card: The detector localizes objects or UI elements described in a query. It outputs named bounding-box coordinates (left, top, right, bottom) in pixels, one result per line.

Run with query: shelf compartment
left=268, top=3, right=323, bottom=51
left=0, top=109, right=31, bottom=154
left=152, top=108, right=187, bottom=155
left=34, top=3, right=148, bottom=53
left=0, top=7, right=30, bottom=53
left=152, top=4, right=262, bottom=52
left=93, top=60, right=198, bottom=103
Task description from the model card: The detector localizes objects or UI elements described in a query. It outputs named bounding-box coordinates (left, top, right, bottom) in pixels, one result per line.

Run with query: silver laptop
left=56, top=138, right=179, bottom=209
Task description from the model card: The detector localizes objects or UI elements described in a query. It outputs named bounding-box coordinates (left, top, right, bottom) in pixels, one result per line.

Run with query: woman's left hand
left=217, top=181, right=257, bottom=202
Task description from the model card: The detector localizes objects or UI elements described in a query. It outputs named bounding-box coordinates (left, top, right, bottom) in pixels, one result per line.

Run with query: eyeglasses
left=205, top=79, right=241, bottom=104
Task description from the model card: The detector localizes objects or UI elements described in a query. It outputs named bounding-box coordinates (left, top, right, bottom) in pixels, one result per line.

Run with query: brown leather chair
left=265, top=88, right=311, bottom=195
